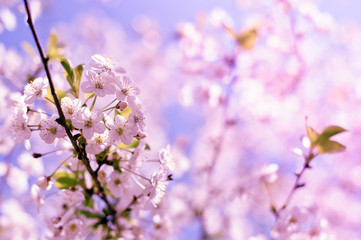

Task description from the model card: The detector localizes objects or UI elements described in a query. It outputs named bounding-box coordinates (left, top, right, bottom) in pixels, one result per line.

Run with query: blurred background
left=2, top=0, right=361, bottom=239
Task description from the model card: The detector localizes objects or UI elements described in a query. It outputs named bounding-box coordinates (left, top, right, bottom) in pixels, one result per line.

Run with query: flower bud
left=116, top=101, right=128, bottom=110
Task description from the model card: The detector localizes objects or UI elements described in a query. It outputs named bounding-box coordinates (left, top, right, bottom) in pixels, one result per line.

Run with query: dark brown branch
left=23, top=0, right=115, bottom=215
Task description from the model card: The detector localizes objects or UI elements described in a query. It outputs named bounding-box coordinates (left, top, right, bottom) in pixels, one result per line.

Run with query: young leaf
left=119, top=140, right=139, bottom=149
left=21, top=41, right=36, bottom=58
left=74, top=64, right=84, bottom=98
left=45, top=88, right=68, bottom=103
left=82, top=196, right=94, bottom=209
left=59, top=58, right=75, bottom=87
left=306, top=126, right=319, bottom=147
left=84, top=93, right=95, bottom=106
left=319, top=126, right=347, bottom=140
left=52, top=170, right=76, bottom=189
left=317, top=140, right=346, bottom=155
left=47, top=32, right=63, bottom=59
left=95, top=146, right=111, bottom=162
left=115, top=107, right=132, bottom=121
left=236, top=28, right=257, bottom=50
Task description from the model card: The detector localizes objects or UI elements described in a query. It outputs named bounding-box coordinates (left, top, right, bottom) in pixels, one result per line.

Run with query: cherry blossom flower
left=147, top=169, right=169, bottom=207
left=61, top=97, right=83, bottom=120
left=72, top=108, right=105, bottom=139
left=31, top=184, right=44, bottom=212
left=108, top=114, right=133, bottom=145
left=90, top=54, right=126, bottom=75
left=36, top=176, right=52, bottom=190
left=67, top=157, right=86, bottom=171
left=81, top=70, right=116, bottom=97
left=271, top=207, right=309, bottom=240
left=86, top=130, right=109, bottom=154
left=107, top=171, right=129, bottom=198
left=159, top=145, right=174, bottom=172
left=114, top=75, right=140, bottom=102
left=60, top=189, right=85, bottom=204
left=39, top=115, right=66, bottom=144
left=258, top=163, right=279, bottom=184
left=63, top=219, right=84, bottom=238
left=9, top=109, right=31, bottom=143
left=23, top=77, right=48, bottom=104
left=97, top=164, right=113, bottom=182
left=128, top=109, right=146, bottom=136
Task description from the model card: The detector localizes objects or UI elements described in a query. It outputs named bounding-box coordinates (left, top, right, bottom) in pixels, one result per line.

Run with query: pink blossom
left=9, top=109, right=31, bottom=143
left=72, top=108, right=105, bottom=139
left=114, top=75, right=140, bottom=102
left=86, top=130, right=109, bottom=154
left=128, top=109, right=146, bottom=136
left=36, top=176, right=51, bottom=190
left=90, top=54, right=126, bottom=74
left=63, top=219, right=83, bottom=238
left=23, top=77, right=48, bottom=104
left=81, top=70, right=116, bottom=97
left=39, top=115, right=65, bottom=144
left=107, top=171, right=129, bottom=198
left=108, top=115, right=133, bottom=145
left=159, top=145, right=174, bottom=172
left=60, top=97, right=82, bottom=120
left=146, top=169, right=168, bottom=207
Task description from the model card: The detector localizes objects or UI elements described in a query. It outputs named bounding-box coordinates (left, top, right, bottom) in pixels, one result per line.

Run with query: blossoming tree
left=1, top=0, right=360, bottom=239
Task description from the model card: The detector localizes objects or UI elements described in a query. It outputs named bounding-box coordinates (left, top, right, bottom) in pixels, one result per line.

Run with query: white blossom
left=81, top=70, right=116, bottom=97
left=61, top=97, right=83, bottom=120
left=108, top=115, right=133, bottom=145
left=114, top=75, right=140, bottom=102
left=86, top=130, right=109, bottom=154
left=9, top=109, right=31, bottom=143
left=128, top=109, right=146, bottom=136
left=73, top=108, right=105, bottom=139
left=39, top=115, right=65, bottom=144
left=63, top=219, right=83, bottom=238
left=159, top=145, right=174, bottom=172
left=90, top=54, right=126, bottom=75
left=147, top=169, right=168, bottom=207
left=107, top=171, right=129, bottom=198
left=23, top=77, right=48, bottom=104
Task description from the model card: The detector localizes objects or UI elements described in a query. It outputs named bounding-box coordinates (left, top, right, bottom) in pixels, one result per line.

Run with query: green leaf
left=59, top=58, right=75, bottom=87
left=306, top=125, right=319, bottom=147
left=84, top=93, right=95, bottom=106
left=319, top=126, right=347, bottom=140
left=317, top=140, right=346, bottom=155
left=78, top=136, right=87, bottom=146
left=79, top=210, right=101, bottom=219
left=45, top=88, right=68, bottom=103
left=47, top=32, right=63, bottom=59
left=95, top=146, right=111, bottom=162
left=119, top=140, right=139, bottom=149
left=74, top=64, right=84, bottom=98
left=115, top=107, right=132, bottom=121
left=53, top=170, right=76, bottom=189
left=83, top=196, right=94, bottom=208
left=21, top=41, right=36, bottom=58
left=145, top=143, right=151, bottom=150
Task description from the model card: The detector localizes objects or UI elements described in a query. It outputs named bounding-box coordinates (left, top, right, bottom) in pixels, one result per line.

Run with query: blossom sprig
left=272, top=123, right=347, bottom=218
left=12, top=1, right=174, bottom=238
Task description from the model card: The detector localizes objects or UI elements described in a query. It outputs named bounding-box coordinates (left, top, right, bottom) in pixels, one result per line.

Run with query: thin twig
left=23, top=0, right=115, bottom=216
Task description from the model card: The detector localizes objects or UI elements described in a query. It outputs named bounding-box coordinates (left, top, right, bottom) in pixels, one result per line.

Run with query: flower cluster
left=3, top=0, right=361, bottom=239
left=7, top=53, right=173, bottom=239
